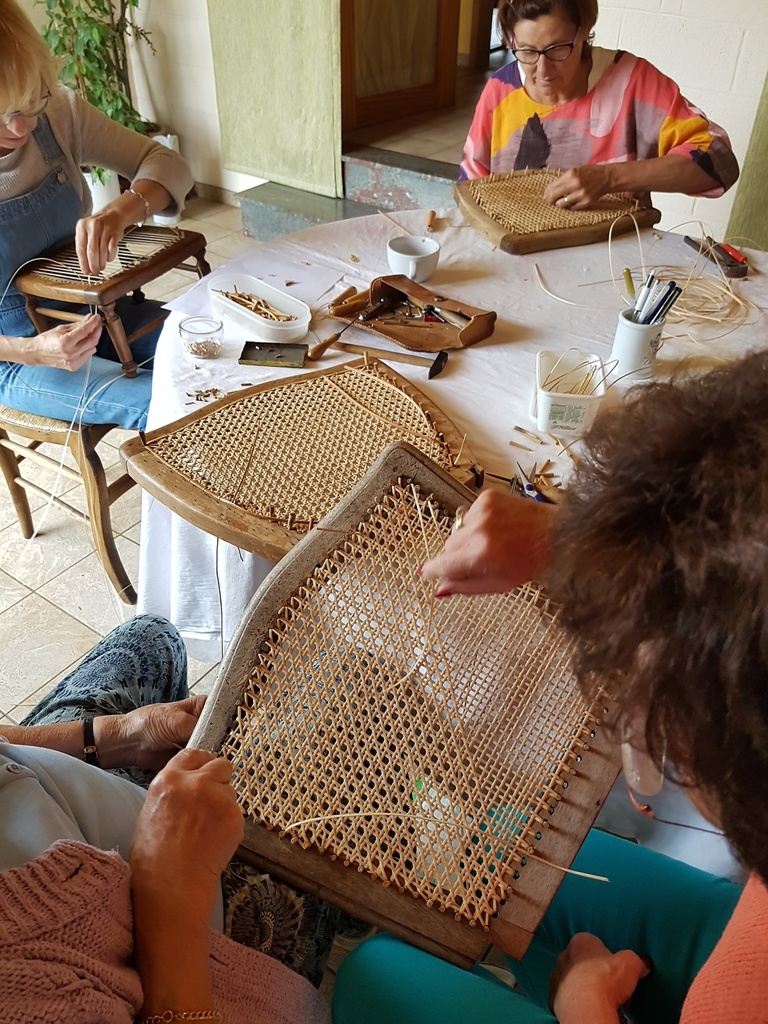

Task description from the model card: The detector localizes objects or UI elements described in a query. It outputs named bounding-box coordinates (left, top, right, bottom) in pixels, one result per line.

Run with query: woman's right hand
left=419, top=489, right=557, bottom=597
left=27, top=314, right=101, bottom=371
left=129, top=748, right=244, bottom=926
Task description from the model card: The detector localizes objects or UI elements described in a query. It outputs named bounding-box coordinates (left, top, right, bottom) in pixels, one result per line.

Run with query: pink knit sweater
left=0, top=840, right=325, bottom=1024
left=682, top=872, right=768, bottom=1023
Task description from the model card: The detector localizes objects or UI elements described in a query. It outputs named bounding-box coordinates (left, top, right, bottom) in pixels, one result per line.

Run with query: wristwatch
left=82, top=716, right=101, bottom=767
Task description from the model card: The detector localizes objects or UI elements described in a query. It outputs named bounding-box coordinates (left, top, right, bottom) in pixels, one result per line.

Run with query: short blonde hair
left=0, top=0, right=59, bottom=115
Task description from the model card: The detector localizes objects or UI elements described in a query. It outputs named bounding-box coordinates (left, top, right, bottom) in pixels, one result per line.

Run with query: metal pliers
left=516, top=463, right=547, bottom=502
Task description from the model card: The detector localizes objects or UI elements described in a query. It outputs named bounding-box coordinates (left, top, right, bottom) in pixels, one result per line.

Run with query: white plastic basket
left=530, top=349, right=606, bottom=437
left=209, top=272, right=311, bottom=343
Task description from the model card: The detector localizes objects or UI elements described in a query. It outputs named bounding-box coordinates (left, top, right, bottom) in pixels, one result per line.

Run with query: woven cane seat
left=120, top=359, right=482, bottom=562
left=190, top=444, right=620, bottom=966
left=14, top=226, right=211, bottom=377
left=454, top=169, right=661, bottom=254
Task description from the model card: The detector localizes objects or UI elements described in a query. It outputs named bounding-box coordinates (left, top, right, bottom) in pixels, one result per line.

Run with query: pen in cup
left=631, top=273, right=655, bottom=322
left=622, top=267, right=635, bottom=301
left=648, top=285, right=681, bottom=324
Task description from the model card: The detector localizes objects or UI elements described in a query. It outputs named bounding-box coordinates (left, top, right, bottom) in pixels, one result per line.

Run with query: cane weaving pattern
left=145, top=363, right=457, bottom=532
left=21, top=226, right=185, bottom=284
left=220, top=480, right=603, bottom=929
left=465, top=169, right=642, bottom=234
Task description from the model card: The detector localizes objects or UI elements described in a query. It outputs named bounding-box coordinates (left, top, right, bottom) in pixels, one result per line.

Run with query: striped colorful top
left=459, top=48, right=739, bottom=199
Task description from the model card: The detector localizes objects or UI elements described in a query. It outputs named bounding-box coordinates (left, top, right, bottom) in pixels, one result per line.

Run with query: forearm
left=98, top=178, right=174, bottom=233
left=132, top=891, right=215, bottom=1019
left=0, top=333, right=34, bottom=364
left=556, top=999, right=623, bottom=1024
left=0, top=716, right=137, bottom=770
left=606, top=154, right=720, bottom=196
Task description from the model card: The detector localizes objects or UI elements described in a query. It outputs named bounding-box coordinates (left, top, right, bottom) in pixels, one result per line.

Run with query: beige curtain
left=727, top=70, right=768, bottom=249
left=206, top=0, right=343, bottom=197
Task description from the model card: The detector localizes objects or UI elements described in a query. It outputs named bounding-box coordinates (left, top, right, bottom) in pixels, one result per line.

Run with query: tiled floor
left=0, top=196, right=259, bottom=727
left=342, top=52, right=511, bottom=166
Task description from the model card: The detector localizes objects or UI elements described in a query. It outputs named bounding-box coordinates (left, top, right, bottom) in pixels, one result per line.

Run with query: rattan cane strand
left=220, top=481, right=603, bottom=930
left=22, top=226, right=185, bottom=284
left=466, top=169, right=642, bottom=234
left=146, top=363, right=456, bottom=532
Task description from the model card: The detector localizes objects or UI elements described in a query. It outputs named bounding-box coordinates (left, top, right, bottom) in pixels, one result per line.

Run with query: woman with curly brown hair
left=334, top=352, right=768, bottom=1023
left=459, top=0, right=739, bottom=210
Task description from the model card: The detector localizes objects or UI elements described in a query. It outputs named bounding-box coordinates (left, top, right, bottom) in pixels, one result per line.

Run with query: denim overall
left=0, top=115, right=157, bottom=429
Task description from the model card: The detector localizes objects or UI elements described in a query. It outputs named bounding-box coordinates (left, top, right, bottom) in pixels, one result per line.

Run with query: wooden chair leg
left=194, top=246, right=212, bottom=277
left=100, top=299, right=138, bottom=378
left=0, top=429, right=34, bottom=537
left=69, top=427, right=137, bottom=605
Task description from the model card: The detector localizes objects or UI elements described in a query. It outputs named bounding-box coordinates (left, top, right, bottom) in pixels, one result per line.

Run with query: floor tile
left=206, top=231, right=259, bottom=261
left=123, top=522, right=142, bottom=543
left=37, top=537, right=140, bottom=636
left=190, top=665, right=220, bottom=695
left=0, top=569, right=31, bottom=614
left=0, top=594, right=99, bottom=711
left=0, top=515, right=101, bottom=591
left=175, top=217, right=231, bottom=243
left=199, top=205, right=244, bottom=232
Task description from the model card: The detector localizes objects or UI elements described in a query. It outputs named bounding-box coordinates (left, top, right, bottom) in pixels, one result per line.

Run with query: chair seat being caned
left=454, top=169, right=661, bottom=254
left=13, top=225, right=211, bottom=377
left=0, top=406, right=137, bottom=603
left=189, top=443, right=620, bottom=967
left=120, top=358, right=483, bottom=561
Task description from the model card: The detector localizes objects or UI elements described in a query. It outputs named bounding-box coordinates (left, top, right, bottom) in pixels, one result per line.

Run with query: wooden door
left=341, top=0, right=461, bottom=130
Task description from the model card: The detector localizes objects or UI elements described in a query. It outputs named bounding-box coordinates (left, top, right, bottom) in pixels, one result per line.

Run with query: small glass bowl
left=179, top=315, right=223, bottom=359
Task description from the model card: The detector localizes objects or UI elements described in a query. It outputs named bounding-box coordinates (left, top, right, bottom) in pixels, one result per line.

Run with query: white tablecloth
left=138, top=207, right=767, bottom=877
left=139, top=207, right=767, bottom=662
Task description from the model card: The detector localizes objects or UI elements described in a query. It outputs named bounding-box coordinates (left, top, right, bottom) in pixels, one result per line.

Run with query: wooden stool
left=0, top=406, right=137, bottom=604
left=14, top=226, right=211, bottom=377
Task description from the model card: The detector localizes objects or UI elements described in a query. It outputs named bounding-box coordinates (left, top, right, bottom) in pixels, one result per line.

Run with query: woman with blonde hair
left=0, top=0, right=193, bottom=429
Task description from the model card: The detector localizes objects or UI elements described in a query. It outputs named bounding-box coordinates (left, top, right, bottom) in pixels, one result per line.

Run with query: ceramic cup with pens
left=387, top=235, right=440, bottom=283
left=607, top=309, right=664, bottom=385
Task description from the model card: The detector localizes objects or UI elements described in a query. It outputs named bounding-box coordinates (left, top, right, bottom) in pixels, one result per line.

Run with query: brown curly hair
left=497, top=0, right=599, bottom=47
left=547, top=352, right=768, bottom=884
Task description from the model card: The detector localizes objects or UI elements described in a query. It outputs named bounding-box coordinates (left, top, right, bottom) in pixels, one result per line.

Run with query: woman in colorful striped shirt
left=459, top=0, right=739, bottom=210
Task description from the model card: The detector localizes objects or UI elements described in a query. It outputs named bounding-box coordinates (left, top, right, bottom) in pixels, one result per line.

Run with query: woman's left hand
left=97, top=695, right=208, bottom=771
left=75, top=209, right=126, bottom=276
left=544, top=164, right=617, bottom=210
left=550, top=933, right=651, bottom=1024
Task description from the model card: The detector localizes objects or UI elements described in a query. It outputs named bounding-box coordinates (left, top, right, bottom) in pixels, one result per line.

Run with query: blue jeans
left=21, top=613, right=188, bottom=787
left=331, top=830, right=742, bottom=1024
left=0, top=296, right=161, bottom=431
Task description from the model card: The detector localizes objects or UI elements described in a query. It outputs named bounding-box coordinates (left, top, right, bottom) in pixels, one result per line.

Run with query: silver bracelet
left=126, top=186, right=151, bottom=227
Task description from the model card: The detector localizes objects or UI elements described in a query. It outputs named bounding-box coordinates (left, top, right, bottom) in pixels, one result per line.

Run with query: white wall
left=593, top=0, right=768, bottom=239
left=125, top=0, right=264, bottom=199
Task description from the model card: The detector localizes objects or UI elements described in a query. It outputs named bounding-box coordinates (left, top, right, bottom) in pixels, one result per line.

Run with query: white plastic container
left=209, top=272, right=310, bottom=343
left=530, top=349, right=606, bottom=437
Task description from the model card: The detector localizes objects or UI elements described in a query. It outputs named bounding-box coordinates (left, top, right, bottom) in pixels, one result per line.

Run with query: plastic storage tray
left=209, top=272, right=310, bottom=343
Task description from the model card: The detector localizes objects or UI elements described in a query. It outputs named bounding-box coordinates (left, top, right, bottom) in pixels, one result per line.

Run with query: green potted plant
left=38, top=0, right=157, bottom=189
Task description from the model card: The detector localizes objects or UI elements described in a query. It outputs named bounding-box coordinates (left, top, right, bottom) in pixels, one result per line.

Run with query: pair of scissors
left=516, top=463, right=547, bottom=502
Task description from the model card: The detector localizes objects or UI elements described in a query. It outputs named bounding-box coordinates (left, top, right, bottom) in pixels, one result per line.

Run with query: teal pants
left=331, top=829, right=741, bottom=1024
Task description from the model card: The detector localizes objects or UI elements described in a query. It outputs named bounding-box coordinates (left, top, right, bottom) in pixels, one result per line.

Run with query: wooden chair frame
left=0, top=407, right=137, bottom=603
left=14, top=227, right=211, bottom=377
left=190, top=443, right=620, bottom=968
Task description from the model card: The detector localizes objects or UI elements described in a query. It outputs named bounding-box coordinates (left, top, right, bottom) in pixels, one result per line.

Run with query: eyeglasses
left=0, top=91, right=51, bottom=128
left=511, top=29, right=578, bottom=64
